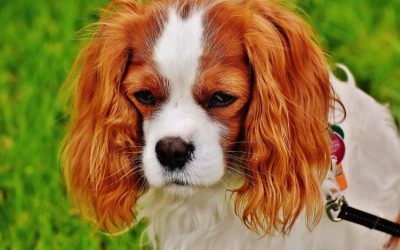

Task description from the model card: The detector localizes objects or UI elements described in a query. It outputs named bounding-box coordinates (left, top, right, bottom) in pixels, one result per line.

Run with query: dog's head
left=63, top=0, right=332, bottom=234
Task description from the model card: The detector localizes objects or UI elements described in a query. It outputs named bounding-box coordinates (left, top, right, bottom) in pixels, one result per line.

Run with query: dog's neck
left=136, top=173, right=337, bottom=250
left=137, top=177, right=293, bottom=250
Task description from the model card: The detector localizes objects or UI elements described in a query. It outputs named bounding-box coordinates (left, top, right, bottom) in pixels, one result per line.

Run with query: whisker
left=114, top=145, right=144, bottom=154
left=223, top=141, right=255, bottom=146
left=226, top=160, right=264, bottom=175
left=225, top=150, right=261, bottom=156
left=101, top=158, right=142, bottom=179
left=226, top=166, right=257, bottom=183
left=225, top=155, right=253, bottom=164
left=102, top=168, right=145, bottom=190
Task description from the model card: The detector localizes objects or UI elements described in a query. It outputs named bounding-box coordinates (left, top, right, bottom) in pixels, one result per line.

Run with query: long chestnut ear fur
left=62, top=1, right=146, bottom=232
left=235, top=0, right=333, bottom=234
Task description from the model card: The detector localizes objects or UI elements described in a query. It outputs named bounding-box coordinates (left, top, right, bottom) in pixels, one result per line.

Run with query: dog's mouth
left=163, top=178, right=200, bottom=196
left=171, top=180, right=190, bottom=186
left=162, top=170, right=199, bottom=187
left=165, top=177, right=197, bottom=187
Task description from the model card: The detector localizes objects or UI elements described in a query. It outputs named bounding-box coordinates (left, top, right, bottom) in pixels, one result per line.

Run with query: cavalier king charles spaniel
left=63, top=0, right=400, bottom=249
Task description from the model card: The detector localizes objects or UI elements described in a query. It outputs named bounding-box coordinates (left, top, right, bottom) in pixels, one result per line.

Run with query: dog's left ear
left=235, top=0, right=333, bottom=234
left=62, top=0, right=146, bottom=233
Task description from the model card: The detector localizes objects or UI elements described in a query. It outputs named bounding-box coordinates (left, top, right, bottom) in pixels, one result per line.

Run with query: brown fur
left=63, top=0, right=333, bottom=234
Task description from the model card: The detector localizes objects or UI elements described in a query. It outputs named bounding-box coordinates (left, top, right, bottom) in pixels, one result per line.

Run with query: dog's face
left=63, top=0, right=333, bottom=234
left=124, top=6, right=250, bottom=191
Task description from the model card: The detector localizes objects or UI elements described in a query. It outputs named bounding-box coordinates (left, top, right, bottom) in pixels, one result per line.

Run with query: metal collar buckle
left=325, top=195, right=346, bottom=222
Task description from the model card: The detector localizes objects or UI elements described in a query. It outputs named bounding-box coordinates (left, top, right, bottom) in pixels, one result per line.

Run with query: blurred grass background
left=0, top=0, right=399, bottom=249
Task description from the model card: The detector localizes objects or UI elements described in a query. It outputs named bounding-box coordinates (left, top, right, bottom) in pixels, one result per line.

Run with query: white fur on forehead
left=142, top=6, right=225, bottom=188
left=153, top=7, right=204, bottom=90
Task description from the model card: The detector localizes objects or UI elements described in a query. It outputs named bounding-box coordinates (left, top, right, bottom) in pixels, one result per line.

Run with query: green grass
left=297, top=0, right=400, bottom=124
left=0, top=0, right=399, bottom=249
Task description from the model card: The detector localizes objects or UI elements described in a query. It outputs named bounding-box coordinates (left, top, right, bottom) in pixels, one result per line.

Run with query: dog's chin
left=160, top=179, right=222, bottom=197
left=163, top=182, right=199, bottom=197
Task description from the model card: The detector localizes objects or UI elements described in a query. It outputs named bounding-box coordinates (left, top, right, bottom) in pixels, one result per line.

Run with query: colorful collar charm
left=330, top=124, right=347, bottom=190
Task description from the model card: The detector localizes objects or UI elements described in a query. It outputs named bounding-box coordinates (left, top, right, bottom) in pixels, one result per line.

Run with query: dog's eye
left=133, top=90, right=156, bottom=105
left=208, top=91, right=237, bottom=108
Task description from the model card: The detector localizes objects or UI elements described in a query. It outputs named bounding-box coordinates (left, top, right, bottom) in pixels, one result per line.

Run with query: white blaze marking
left=153, top=7, right=204, bottom=95
left=144, top=7, right=224, bottom=188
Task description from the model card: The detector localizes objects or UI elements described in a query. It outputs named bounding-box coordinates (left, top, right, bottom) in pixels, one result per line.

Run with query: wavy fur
left=62, top=1, right=400, bottom=249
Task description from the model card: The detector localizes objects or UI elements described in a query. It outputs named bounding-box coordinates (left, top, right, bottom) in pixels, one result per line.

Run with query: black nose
left=155, top=137, right=194, bottom=171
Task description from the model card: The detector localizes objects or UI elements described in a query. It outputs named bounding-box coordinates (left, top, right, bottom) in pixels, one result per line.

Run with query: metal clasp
left=325, top=195, right=346, bottom=222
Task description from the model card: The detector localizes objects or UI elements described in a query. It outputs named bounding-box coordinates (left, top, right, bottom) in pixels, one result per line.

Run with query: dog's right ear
left=235, top=0, right=332, bottom=235
left=62, top=0, right=147, bottom=232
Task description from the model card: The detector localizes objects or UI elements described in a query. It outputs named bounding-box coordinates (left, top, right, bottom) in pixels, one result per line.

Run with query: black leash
left=326, top=196, right=400, bottom=237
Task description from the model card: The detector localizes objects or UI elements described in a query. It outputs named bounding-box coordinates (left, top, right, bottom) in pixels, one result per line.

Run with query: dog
left=62, top=0, right=400, bottom=249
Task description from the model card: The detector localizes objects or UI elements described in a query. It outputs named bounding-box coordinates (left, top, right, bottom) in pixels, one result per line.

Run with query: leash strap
left=326, top=196, right=400, bottom=237
left=338, top=202, right=400, bottom=237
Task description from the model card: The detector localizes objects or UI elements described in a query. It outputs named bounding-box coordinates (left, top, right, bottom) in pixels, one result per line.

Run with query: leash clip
left=325, top=195, right=346, bottom=222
